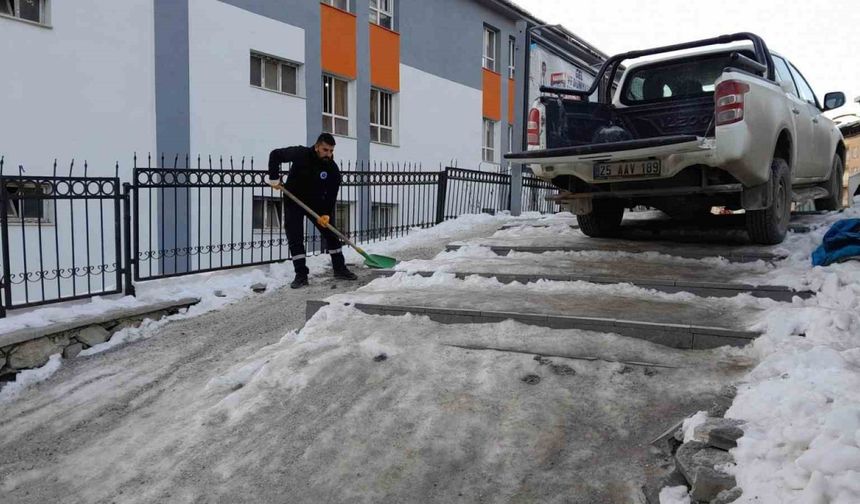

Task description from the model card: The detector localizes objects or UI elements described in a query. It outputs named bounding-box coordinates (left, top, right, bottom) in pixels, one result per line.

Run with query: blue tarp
left=812, top=219, right=860, bottom=266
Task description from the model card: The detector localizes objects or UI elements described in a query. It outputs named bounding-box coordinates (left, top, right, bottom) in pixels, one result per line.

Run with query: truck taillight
left=527, top=107, right=541, bottom=146
left=715, top=80, right=750, bottom=126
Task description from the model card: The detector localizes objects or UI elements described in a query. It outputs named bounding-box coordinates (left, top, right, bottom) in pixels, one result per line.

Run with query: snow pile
left=723, top=205, right=860, bottom=504
left=659, top=485, right=691, bottom=504
left=0, top=353, right=62, bottom=402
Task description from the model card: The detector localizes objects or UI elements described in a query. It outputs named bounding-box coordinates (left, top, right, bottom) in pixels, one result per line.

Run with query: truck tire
left=746, top=158, right=791, bottom=245
left=814, top=155, right=844, bottom=211
left=577, top=199, right=625, bottom=238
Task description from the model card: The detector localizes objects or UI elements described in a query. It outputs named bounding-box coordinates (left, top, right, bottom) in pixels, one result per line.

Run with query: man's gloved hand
left=267, top=177, right=282, bottom=189
left=317, top=215, right=330, bottom=228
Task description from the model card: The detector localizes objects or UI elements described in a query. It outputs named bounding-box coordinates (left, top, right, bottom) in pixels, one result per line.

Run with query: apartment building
left=1, top=0, right=605, bottom=175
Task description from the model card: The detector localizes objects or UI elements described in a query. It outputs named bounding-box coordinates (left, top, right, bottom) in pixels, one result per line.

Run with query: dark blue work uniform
left=268, top=146, right=346, bottom=275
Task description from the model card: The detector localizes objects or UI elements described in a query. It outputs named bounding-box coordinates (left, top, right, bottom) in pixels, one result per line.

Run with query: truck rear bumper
left=507, top=131, right=770, bottom=188
left=507, top=136, right=716, bottom=184
left=549, top=183, right=743, bottom=201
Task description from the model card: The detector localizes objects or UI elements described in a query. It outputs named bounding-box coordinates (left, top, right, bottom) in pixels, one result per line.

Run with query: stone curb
left=0, top=297, right=201, bottom=349
left=305, top=300, right=759, bottom=349
left=444, top=244, right=786, bottom=263
left=368, top=270, right=811, bottom=301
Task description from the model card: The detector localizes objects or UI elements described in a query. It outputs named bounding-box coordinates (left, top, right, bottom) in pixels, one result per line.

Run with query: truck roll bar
left=539, top=32, right=775, bottom=103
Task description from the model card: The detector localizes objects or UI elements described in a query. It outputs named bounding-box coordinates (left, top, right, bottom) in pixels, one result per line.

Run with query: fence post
left=510, top=164, right=523, bottom=216
left=122, top=183, right=136, bottom=297
left=435, top=168, right=449, bottom=224
left=0, top=179, right=10, bottom=318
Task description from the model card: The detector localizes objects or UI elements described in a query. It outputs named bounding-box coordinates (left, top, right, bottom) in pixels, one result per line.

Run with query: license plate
left=593, top=160, right=662, bottom=179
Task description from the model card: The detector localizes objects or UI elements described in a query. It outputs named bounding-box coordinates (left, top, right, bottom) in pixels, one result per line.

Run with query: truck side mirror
left=823, top=92, right=846, bottom=111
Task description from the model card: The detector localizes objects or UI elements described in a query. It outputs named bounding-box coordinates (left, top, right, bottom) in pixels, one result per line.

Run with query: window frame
left=787, top=61, right=820, bottom=108
left=252, top=195, right=284, bottom=232
left=322, top=74, right=351, bottom=137
left=370, top=88, right=395, bottom=145
left=0, top=0, right=49, bottom=26
left=321, top=0, right=350, bottom=11
left=507, top=37, right=516, bottom=79
left=335, top=202, right=352, bottom=235
left=250, top=52, right=301, bottom=97
left=482, top=118, right=496, bottom=163
left=370, top=202, right=396, bottom=239
left=369, top=0, right=393, bottom=29
left=3, top=182, right=54, bottom=225
left=772, top=55, right=799, bottom=98
left=483, top=27, right=498, bottom=72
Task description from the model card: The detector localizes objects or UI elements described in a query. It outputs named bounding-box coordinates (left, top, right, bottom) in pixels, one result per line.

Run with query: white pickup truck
left=506, top=33, right=847, bottom=244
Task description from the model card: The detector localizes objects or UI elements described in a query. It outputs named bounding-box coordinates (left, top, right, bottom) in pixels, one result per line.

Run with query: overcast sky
left=516, top=0, right=860, bottom=112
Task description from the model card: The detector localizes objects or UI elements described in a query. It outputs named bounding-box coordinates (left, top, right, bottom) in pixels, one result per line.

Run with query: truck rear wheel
left=577, top=199, right=625, bottom=238
left=746, top=158, right=791, bottom=245
left=814, top=155, right=844, bottom=211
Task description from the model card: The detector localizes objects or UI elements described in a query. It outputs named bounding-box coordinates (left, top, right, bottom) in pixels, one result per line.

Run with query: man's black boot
left=330, top=252, right=357, bottom=280
left=333, top=268, right=357, bottom=281
left=290, top=274, right=309, bottom=289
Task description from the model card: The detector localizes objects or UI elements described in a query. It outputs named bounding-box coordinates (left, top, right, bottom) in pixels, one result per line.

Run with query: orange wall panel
left=508, top=78, right=515, bottom=124
left=369, top=24, right=400, bottom=92
left=482, top=69, right=501, bottom=121
left=321, top=4, right=356, bottom=79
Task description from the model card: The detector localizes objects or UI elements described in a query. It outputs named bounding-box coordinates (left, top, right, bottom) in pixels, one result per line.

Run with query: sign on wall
left=527, top=41, right=596, bottom=106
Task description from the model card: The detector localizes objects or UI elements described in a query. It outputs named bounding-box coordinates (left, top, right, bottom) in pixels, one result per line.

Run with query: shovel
left=273, top=184, right=397, bottom=269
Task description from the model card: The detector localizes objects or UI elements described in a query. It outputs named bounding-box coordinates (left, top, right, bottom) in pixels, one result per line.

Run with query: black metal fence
left=0, top=162, right=127, bottom=317
left=521, top=174, right=560, bottom=214
left=0, top=157, right=559, bottom=316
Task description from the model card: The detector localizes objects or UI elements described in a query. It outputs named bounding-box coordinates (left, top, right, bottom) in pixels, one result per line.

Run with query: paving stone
left=675, top=441, right=736, bottom=503
left=711, top=486, right=742, bottom=504
left=693, top=418, right=745, bottom=451
left=63, top=343, right=84, bottom=359
left=250, top=283, right=267, bottom=293
left=76, top=325, right=111, bottom=347
left=7, top=337, right=63, bottom=369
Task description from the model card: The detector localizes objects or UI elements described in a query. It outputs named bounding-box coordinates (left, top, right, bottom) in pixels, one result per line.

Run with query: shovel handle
left=273, top=184, right=364, bottom=253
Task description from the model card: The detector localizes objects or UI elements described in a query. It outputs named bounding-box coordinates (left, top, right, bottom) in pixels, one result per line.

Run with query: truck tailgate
left=506, top=135, right=710, bottom=164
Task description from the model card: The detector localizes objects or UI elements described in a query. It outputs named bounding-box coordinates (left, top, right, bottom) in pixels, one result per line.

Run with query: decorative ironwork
left=0, top=155, right=553, bottom=316
left=0, top=170, right=127, bottom=317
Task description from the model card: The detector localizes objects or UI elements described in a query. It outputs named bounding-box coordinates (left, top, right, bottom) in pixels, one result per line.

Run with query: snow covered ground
left=1, top=204, right=860, bottom=504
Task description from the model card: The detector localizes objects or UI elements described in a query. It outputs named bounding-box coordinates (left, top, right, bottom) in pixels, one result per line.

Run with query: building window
left=252, top=196, right=283, bottom=231
left=335, top=202, right=351, bottom=234
left=370, top=88, right=394, bottom=145
left=1, top=0, right=47, bottom=24
left=369, top=0, right=393, bottom=29
left=3, top=183, right=53, bottom=224
left=323, top=74, right=350, bottom=136
left=250, top=53, right=299, bottom=96
left=370, top=203, right=396, bottom=238
left=321, top=0, right=349, bottom=11
left=483, top=27, right=497, bottom=72
left=482, top=119, right=496, bottom=163
left=507, top=37, right=516, bottom=79
left=507, top=124, right=513, bottom=153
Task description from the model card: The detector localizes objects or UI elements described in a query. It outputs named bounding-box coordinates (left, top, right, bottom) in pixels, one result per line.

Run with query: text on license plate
left=593, top=160, right=662, bottom=179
